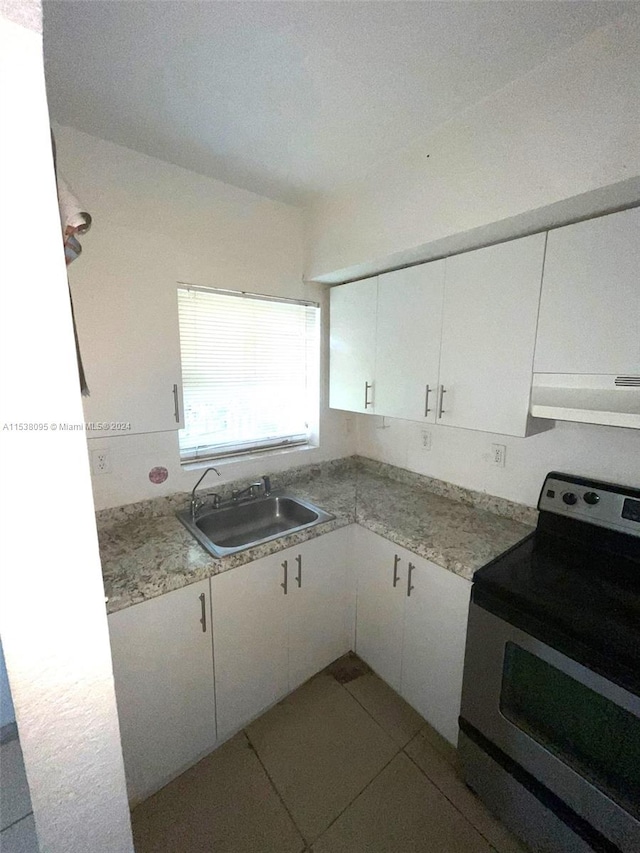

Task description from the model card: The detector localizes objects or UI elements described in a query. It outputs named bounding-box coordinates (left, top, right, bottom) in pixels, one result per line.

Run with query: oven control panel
left=539, top=474, right=640, bottom=537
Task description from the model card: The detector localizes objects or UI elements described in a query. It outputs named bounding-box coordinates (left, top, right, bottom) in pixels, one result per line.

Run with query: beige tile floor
left=0, top=735, right=39, bottom=853
left=132, top=654, right=531, bottom=853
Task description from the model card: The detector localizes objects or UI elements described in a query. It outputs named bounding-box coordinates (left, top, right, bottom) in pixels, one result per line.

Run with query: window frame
left=176, top=283, right=321, bottom=465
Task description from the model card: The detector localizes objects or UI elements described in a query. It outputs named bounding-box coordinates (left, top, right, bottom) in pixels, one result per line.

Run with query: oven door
left=461, top=601, right=640, bottom=853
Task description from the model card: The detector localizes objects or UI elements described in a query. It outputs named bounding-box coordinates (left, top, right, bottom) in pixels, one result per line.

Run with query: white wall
left=52, top=126, right=354, bottom=510
left=356, top=415, right=640, bottom=508
left=305, top=11, right=640, bottom=281
left=0, top=10, right=133, bottom=852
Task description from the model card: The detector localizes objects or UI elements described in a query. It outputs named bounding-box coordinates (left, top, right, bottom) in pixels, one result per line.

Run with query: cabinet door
left=288, top=527, right=354, bottom=690
left=438, top=233, right=546, bottom=436
left=534, top=208, right=640, bottom=375
left=401, top=558, right=471, bottom=745
left=354, top=527, right=406, bottom=691
left=71, top=226, right=184, bottom=437
left=375, top=263, right=445, bottom=422
left=211, top=554, right=289, bottom=741
left=329, top=278, right=378, bottom=413
left=108, top=580, right=215, bottom=805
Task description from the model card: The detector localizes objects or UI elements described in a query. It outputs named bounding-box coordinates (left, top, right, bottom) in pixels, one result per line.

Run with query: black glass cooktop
left=473, top=517, right=640, bottom=696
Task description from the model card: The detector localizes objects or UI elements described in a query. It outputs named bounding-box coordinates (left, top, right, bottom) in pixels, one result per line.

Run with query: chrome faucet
left=232, top=482, right=262, bottom=502
left=190, top=466, right=221, bottom=521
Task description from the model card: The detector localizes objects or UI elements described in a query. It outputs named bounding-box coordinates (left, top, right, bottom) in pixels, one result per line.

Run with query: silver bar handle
left=295, top=554, right=302, bottom=588
left=424, top=384, right=431, bottom=417
left=437, top=385, right=446, bottom=419
left=364, top=381, right=373, bottom=409
left=392, top=554, right=401, bottom=588
left=281, top=560, right=288, bottom=595
left=407, top=563, right=416, bottom=597
left=173, top=383, right=180, bottom=423
left=199, top=592, right=207, bottom=632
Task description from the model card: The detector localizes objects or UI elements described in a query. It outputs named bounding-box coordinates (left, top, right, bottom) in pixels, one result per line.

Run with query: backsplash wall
left=356, top=415, right=640, bottom=508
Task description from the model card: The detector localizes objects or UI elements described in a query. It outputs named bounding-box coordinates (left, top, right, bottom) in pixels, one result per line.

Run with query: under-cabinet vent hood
left=531, top=374, right=640, bottom=429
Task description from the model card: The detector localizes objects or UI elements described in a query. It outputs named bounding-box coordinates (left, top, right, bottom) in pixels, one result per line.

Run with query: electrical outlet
left=491, top=443, right=506, bottom=468
left=420, top=428, right=432, bottom=450
left=91, top=449, right=111, bottom=474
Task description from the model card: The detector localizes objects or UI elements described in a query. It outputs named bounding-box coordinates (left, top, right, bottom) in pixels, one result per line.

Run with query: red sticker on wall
left=148, top=466, right=169, bottom=484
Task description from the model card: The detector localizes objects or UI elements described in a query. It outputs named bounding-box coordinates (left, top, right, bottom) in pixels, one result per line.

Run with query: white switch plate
left=490, top=443, right=506, bottom=467
left=91, top=449, right=111, bottom=474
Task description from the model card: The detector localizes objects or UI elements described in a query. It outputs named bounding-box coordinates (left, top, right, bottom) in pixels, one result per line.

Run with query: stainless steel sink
left=176, top=493, right=334, bottom=558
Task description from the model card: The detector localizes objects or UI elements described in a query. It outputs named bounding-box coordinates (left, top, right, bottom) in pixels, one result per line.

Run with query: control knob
left=562, top=492, right=578, bottom=506
left=584, top=491, right=600, bottom=506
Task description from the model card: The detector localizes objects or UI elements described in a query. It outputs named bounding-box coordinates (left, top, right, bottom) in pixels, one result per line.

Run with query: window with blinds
left=177, top=285, right=320, bottom=462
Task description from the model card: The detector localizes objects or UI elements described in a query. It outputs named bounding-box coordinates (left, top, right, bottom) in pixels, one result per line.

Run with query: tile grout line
left=0, top=810, right=35, bottom=835
left=300, top=677, right=410, bottom=847
left=339, top=677, right=418, bottom=752
left=308, top=747, right=402, bottom=849
left=243, top=678, right=403, bottom=850
left=242, top=671, right=515, bottom=852
left=336, top=666, right=522, bottom=850
left=242, top=727, right=307, bottom=851
left=401, top=744, right=510, bottom=853
left=324, top=677, right=516, bottom=850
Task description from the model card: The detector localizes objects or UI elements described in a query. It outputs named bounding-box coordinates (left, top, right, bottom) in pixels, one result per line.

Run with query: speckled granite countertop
left=99, top=457, right=536, bottom=614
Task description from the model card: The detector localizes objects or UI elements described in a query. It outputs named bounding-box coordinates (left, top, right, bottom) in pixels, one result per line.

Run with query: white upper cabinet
left=71, top=226, right=185, bottom=438
left=534, top=208, right=640, bottom=375
left=437, top=233, right=547, bottom=436
left=375, top=263, right=445, bottom=422
left=329, top=213, right=636, bottom=434
left=329, top=235, right=547, bottom=434
left=329, top=277, right=378, bottom=413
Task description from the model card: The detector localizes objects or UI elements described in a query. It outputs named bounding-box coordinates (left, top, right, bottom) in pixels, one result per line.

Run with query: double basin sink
left=176, top=492, right=334, bottom=558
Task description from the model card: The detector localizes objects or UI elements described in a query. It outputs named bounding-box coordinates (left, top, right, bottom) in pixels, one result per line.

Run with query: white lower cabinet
left=108, top=579, right=216, bottom=805
left=353, top=525, right=406, bottom=691
left=109, top=523, right=471, bottom=806
left=288, top=527, right=354, bottom=691
left=210, top=551, right=289, bottom=742
left=401, top=555, right=471, bottom=745
left=211, top=527, right=355, bottom=741
left=355, top=527, right=471, bottom=745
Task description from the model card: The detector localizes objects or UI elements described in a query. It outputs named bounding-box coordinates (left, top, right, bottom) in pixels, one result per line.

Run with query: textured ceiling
left=43, top=1, right=632, bottom=204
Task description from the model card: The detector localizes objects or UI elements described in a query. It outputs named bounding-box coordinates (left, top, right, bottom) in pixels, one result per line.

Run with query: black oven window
left=500, top=642, right=640, bottom=818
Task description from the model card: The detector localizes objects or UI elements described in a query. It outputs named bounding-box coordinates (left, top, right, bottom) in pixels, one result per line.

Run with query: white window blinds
left=177, top=286, right=320, bottom=462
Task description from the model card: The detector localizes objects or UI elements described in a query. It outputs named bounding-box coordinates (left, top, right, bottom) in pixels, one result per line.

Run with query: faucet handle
left=262, top=475, right=272, bottom=496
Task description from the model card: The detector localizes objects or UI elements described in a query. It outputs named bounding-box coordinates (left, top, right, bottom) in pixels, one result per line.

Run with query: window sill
left=180, top=442, right=318, bottom=472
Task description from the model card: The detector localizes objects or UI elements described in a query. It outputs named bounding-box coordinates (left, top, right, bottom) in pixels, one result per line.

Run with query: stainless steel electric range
left=459, top=472, right=640, bottom=853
